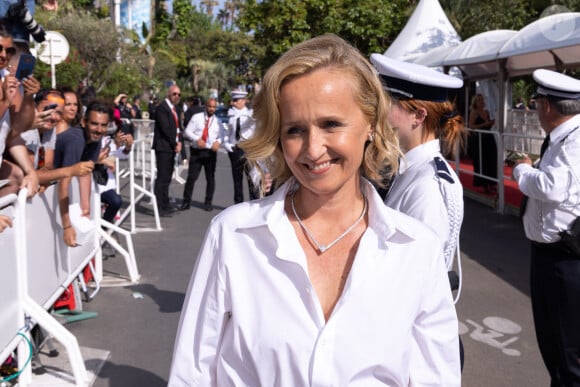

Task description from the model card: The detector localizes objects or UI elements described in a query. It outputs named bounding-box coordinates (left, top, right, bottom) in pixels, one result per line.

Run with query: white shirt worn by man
left=20, top=127, right=56, bottom=170
left=168, top=178, right=460, bottom=387
left=514, top=114, right=580, bottom=243
left=184, top=111, right=223, bottom=150
left=223, top=106, right=255, bottom=151
left=0, top=110, right=10, bottom=166
left=385, top=139, right=464, bottom=270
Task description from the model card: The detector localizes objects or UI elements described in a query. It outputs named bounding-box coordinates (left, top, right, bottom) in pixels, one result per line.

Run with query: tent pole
left=496, top=59, right=508, bottom=214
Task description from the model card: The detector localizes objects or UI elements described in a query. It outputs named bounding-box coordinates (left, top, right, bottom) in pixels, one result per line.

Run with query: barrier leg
left=99, top=225, right=141, bottom=283
left=22, top=297, right=89, bottom=386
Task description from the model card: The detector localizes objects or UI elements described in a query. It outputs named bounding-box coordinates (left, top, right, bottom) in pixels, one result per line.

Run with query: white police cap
left=370, top=53, right=463, bottom=102
left=230, top=89, right=248, bottom=99
left=533, top=69, right=580, bottom=100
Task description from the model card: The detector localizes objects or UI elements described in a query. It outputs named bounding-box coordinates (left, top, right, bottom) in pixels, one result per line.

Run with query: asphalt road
left=64, top=152, right=549, bottom=386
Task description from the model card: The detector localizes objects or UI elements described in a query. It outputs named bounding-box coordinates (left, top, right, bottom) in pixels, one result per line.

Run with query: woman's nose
left=304, top=128, right=326, bottom=160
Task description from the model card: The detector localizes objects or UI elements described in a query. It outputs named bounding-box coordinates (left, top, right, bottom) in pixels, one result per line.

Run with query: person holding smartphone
left=19, top=89, right=94, bottom=188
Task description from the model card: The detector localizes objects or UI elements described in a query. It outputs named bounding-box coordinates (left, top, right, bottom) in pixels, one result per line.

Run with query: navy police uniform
left=513, top=69, right=580, bottom=387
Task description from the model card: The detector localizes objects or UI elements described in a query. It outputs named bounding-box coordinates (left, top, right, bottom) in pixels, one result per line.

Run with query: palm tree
left=200, top=0, right=219, bottom=19
left=217, top=9, right=229, bottom=29
left=224, top=0, right=235, bottom=28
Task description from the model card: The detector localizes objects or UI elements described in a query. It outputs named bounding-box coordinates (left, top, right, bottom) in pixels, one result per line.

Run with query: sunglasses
left=0, top=44, right=16, bottom=56
left=172, top=93, right=181, bottom=96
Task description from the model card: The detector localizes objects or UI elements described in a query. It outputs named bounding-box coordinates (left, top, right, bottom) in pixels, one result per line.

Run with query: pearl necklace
left=291, top=191, right=367, bottom=253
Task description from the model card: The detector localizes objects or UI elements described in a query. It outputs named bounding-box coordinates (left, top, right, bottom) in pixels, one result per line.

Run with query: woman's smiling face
left=279, top=67, right=372, bottom=197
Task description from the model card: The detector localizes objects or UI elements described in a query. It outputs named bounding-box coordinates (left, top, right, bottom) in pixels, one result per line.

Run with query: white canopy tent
left=414, top=12, right=580, bottom=79
left=384, top=0, right=461, bottom=62
left=408, top=12, right=580, bottom=213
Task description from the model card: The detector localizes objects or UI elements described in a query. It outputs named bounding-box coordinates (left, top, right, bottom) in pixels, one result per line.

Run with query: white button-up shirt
left=184, top=111, right=223, bottom=149
left=169, top=178, right=460, bottom=387
left=514, top=114, right=580, bottom=243
left=385, top=140, right=464, bottom=270
left=0, top=110, right=10, bottom=166
left=223, top=106, right=255, bottom=148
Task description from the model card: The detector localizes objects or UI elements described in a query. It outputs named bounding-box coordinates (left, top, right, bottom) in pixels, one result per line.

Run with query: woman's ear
left=414, top=108, right=427, bottom=124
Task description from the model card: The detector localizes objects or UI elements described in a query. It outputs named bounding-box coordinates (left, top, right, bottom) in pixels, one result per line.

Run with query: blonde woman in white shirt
left=169, top=34, right=460, bottom=387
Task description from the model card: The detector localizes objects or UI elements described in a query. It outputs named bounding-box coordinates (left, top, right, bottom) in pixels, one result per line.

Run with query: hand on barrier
left=0, top=214, right=13, bottom=233
left=20, top=170, right=39, bottom=198
left=63, top=224, right=77, bottom=247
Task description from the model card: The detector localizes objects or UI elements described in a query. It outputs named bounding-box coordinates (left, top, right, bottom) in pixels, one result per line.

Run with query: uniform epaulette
left=434, top=156, right=454, bottom=184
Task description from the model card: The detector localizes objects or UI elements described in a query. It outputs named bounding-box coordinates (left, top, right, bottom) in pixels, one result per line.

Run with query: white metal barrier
left=454, top=109, right=544, bottom=214
left=115, top=119, right=161, bottom=233
left=0, top=186, right=93, bottom=386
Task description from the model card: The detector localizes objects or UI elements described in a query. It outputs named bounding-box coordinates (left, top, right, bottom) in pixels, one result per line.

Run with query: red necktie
left=202, top=116, right=210, bottom=142
left=171, top=106, right=179, bottom=128
left=38, top=145, right=45, bottom=169
left=172, top=106, right=181, bottom=142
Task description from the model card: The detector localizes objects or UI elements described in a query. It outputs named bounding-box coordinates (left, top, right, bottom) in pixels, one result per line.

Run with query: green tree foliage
left=34, top=47, right=86, bottom=90
left=238, top=0, right=409, bottom=69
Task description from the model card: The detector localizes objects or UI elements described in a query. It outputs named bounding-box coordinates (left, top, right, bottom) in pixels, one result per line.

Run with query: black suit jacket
left=152, top=100, right=182, bottom=153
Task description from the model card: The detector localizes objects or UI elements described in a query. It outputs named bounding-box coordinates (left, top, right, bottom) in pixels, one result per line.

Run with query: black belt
left=531, top=240, right=577, bottom=257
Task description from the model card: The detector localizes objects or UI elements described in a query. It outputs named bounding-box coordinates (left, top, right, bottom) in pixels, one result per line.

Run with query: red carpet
left=454, top=159, right=523, bottom=209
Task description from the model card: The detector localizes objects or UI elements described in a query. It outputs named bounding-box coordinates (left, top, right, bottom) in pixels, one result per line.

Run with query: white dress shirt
left=223, top=106, right=255, bottom=149
left=514, top=114, right=580, bottom=243
left=385, top=140, right=464, bottom=270
left=184, top=112, right=223, bottom=149
left=169, top=178, right=460, bottom=387
left=0, top=110, right=10, bottom=166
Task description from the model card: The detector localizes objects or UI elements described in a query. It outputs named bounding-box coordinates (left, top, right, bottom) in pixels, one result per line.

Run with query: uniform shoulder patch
left=434, top=156, right=454, bottom=184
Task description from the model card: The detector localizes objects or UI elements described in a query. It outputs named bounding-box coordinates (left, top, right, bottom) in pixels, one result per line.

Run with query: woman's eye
left=285, top=126, right=303, bottom=135
left=323, top=120, right=342, bottom=129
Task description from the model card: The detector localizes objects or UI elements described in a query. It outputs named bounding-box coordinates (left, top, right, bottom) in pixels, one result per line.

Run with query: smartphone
left=43, top=103, right=58, bottom=111
left=15, top=54, right=36, bottom=81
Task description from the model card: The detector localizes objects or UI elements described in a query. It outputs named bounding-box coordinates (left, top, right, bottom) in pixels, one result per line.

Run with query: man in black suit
left=152, top=84, right=182, bottom=217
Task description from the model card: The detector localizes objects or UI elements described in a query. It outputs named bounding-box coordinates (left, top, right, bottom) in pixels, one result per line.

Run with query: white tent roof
left=499, top=12, right=580, bottom=77
left=417, top=30, right=517, bottom=79
left=414, top=12, right=580, bottom=79
left=384, top=0, right=461, bottom=62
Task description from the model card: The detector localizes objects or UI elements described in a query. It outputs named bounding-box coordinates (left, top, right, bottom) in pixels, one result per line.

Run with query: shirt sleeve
left=168, top=224, right=229, bottom=387
left=184, top=116, right=199, bottom=142
left=514, top=136, right=580, bottom=204
left=409, top=241, right=460, bottom=386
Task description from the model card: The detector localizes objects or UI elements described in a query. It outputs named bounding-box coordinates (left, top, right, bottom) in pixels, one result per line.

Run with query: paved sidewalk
left=56, top=152, right=548, bottom=386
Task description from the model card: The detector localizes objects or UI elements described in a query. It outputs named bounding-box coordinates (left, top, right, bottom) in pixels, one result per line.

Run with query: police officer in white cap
left=371, top=53, right=466, bottom=368
left=371, top=54, right=465, bottom=284
left=512, top=69, right=580, bottom=386
left=223, top=88, right=259, bottom=203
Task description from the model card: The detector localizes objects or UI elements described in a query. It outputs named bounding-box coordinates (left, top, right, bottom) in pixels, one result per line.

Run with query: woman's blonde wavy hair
left=240, top=34, right=400, bottom=192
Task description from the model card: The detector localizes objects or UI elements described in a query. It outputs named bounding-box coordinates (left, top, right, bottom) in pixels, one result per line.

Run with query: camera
left=7, top=0, right=46, bottom=43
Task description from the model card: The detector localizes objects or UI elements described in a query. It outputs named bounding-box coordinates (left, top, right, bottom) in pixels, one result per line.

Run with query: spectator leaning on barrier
left=19, top=88, right=93, bottom=186
left=55, top=100, right=110, bottom=247
left=56, top=86, right=82, bottom=135
left=0, top=21, right=41, bottom=198
left=513, top=69, right=580, bottom=387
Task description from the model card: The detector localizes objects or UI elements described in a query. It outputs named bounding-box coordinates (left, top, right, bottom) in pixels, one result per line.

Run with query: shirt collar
left=399, top=139, right=440, bottom=174
left=165, top=98, right=175, bottom=110
left=549, top=114, right=580, bottom=144
left=236, top=177, right=415, bottom=254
